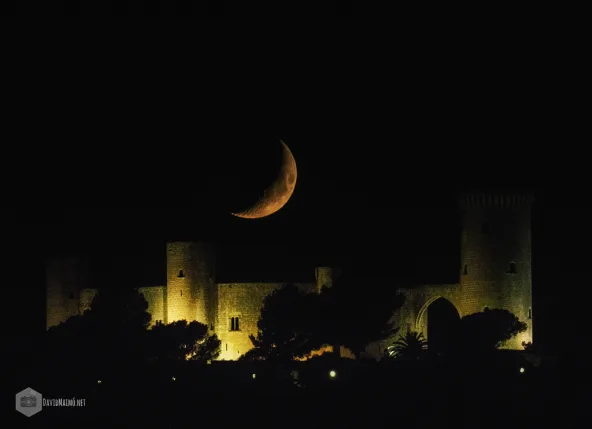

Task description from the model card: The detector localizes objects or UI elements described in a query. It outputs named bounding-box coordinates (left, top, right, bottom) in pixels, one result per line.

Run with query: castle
left=46, top=191, right=534, bottom=359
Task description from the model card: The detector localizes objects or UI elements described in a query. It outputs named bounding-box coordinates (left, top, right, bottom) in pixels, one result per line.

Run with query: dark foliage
left=388, top=331, right=428, bottom=360
left=45, top=288, right=152, bottom=371
left=457, top=308, right=527, bottom=352
left=316, top=271, right=405, bottom=358
left=44, top=288, right=219, bottom=377
left=148, top=320, right=221, bottom=362
left=245, top=275, right=405, bottom=361
left=242, top=284, right=323, bottom=362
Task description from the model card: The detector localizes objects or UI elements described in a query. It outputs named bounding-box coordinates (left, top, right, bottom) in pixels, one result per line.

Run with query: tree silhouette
left=86, top=287, right=152, bottom=340
left=457, top=308, right=527, bottom=352
left=316, top=271, right=405, bottom=359
left=148, top=320, right=220, bottom=362
left=244, top=275, right=405, bottom=361
left=387, top=331, right=428, bottom=360
left=243, top=284, right=323, bottom=362
left=44, top=287, right=221, bottom=374
left=45, top=287, right=152, bottom=375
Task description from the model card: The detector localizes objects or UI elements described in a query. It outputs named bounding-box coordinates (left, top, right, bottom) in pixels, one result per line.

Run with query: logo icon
left=16, top=388, right=42, bottom=417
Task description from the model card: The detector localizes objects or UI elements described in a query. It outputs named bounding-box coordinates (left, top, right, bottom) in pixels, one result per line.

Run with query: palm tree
left=388, top=331, right=427, bottom=360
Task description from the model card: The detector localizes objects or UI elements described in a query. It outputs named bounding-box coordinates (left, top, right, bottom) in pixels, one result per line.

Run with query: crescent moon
left=230, top=140, right=297, bottom=219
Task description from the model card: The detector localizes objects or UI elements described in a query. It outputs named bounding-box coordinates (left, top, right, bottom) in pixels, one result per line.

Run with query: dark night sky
left=4, top=78, right=591, bottom=351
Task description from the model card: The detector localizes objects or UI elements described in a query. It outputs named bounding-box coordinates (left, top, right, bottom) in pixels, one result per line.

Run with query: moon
left=230, top=140, right=297, bottom=219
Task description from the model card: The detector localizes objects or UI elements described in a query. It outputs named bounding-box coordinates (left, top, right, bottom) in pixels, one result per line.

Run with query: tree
left=244, top=284, right=322, bottom=362
left=148, top=320, right=220, bottom=362
left=245, top=276, right=405, bottom=362
left=387, top=331, right=428, bottom=360
left=88, top=287, right=152, bottom=332
left=45, top=287, right=221, bottom=376
left=457, top=308, right=527, bottom=352
left=44, top=287, right=153, bottom=378
left=316, top=272, right=405, bottom=359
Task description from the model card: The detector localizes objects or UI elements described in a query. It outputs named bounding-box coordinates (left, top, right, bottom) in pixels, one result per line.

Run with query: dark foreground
left=10, top=352, right=590, bottom=428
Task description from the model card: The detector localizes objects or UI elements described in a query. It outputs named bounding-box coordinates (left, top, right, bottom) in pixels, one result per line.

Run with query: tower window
left=177, top=270, right=185, bottom=278
left=463, top=264, right=468, bottom=275
left=508, top=262, right=517, bottom=274
left=180, top=290, right=182, bottom=296
left=528, top=307, right=532, bottom=319
left=482, top=223, right=490, bottom=234
left=230, top=317, right=240, bottom=331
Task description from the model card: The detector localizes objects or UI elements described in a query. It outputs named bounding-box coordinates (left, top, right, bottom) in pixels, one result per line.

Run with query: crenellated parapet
left=458, top=191, right=534, bottom=210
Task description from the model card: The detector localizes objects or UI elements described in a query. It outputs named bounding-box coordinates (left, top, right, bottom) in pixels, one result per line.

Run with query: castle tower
left=166, top=242, right=216, bottom=329
left=458, top=192, right=534, bottom=349
left=46, top=257, right=90, bottom=329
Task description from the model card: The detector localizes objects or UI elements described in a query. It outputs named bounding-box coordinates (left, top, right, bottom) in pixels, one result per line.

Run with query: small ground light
left=519, top=367, right=525, bottom=373
left=329, top=370, right=337, bottom=378
left=172, top=376, right=176, bottom=381
left=252, top=373, right=256, bottom=379
left=97, top=380, right=102, bottom=384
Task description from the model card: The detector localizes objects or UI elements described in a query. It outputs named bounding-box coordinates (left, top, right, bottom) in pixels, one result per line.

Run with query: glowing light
left=172, top=376, right=176, bottom=381
left=519, top=367, right=525, bottom=373
left=329, top=370, right=337, bottom=378
left=207, top=360, right=212, bottom=365
left=252, top=373, right=256, bottom=379
left=97, top=380, right=102, bottom=384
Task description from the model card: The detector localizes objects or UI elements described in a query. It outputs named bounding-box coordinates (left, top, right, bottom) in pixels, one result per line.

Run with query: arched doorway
left=427, top=298, right=460, bottom=355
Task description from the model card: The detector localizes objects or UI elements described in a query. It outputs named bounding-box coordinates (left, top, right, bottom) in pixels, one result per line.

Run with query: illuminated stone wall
left=79, top=288, right=98, bottom=314
left=46, top=257, right=90, bottom=329
left=364, top=284, right=462, bottom=359
left=138, top=286, right=165, bottom=327
left=216, top=282, right=315, bottom=360
left=315, top=266, right=342, bottom=293
left=166, top=242, right=216, bottom=327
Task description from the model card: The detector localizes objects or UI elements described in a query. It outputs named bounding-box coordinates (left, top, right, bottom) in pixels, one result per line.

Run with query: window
left=482, top=223, right=490, bottom=234
left=528, top=307, right=532, bottom=319
left=230, top=317, right=240, bottom=331
left=508, top=262, right=517, bottom=274
left=463, top=264, right=468, bottom=275
left=177, top=270, right=185, bottom=278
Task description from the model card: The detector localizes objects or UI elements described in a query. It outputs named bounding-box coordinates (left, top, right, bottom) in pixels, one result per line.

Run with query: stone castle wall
left=216, top=282, right=315, bottom=360
left=138, top=286, right=166, bottom=327
left=364, top=284, right=462, bottom=358
left=79, top=288, right=98, bottom=314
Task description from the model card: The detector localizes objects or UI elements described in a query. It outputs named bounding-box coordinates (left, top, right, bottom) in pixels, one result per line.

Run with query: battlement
left=458, top=192, right=534, bottom=210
